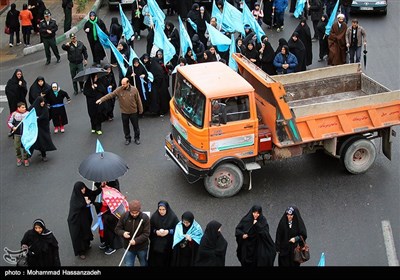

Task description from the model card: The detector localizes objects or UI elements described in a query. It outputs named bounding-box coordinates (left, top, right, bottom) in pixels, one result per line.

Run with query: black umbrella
left=73, top=67, right=108, bottom=82
left=78, top=152, right=129, bottom=182
left=363, top=47, right=368, bottom=69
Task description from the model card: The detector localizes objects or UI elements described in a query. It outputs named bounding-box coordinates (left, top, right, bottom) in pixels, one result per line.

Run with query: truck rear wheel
left=204, top=164, right=244, bottom=198
left=342, top=139, right=376, bottom=174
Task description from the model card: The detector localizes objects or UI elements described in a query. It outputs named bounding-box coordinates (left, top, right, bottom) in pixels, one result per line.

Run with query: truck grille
left=172, top=126, right=192, bottom=156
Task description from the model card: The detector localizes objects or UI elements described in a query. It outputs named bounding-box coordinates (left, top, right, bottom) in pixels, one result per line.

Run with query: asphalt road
left=0, top=3, right=399, bottom=269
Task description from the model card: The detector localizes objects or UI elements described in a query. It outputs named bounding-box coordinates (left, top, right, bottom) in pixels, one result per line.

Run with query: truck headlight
left=190, top=148, right=207, bottom=163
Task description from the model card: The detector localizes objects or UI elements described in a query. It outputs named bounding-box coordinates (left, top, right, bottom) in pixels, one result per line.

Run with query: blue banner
left=119, top=4, right=134, bottom=40
left=294, top=0, right=307, bottom=18
left=96, top=24, right=111, bottom=49
left=229, top=34, right=238, bottom=72
left=242, top=2, right=265, bottom=43
left=96, top=139, right=104, bottom=153
left=21, top=108, right=38, bottom=155
left=154, top=22, right=176, bottom=64
left=178, top=16, right=195, bottom=60
left=205, top=22, right=231, bottom=52
left=109, top=39, right=128, bottom=76
left=211, top=0, right=222, bottom=29
left=221, top=0, right=245, bottom=35
left=147, top=0, right=166, bottom=29
left=325, top=0, right=340, bottom=36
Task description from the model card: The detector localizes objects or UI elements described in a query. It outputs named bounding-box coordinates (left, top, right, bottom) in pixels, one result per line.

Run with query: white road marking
left=0, top=108, right=3, bottom=114
left=0, top=96, right=8, bottom=103
left=0, top=85, right=5, bottom=91
left=381, top=220, right=399, bottom=266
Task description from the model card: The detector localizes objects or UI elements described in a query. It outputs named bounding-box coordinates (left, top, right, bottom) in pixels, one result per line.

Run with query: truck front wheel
left=204, top=164, right=244, bottom=198
left=342, top=139, right=376, bottom=174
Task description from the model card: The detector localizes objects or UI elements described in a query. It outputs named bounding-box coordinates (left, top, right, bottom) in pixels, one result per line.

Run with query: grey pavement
left=0, top=0, right=101, bottom=62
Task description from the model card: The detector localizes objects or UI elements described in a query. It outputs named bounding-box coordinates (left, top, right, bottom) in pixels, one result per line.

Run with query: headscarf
left=88, top=11, right=98, bottom=41
left=51, top=82, right=59, bottom=97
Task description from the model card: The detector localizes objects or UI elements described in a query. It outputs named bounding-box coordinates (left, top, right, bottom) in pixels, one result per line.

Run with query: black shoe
left=73, top=91, right=78, bottom=95
left=45, top=61, right=50, bottom=65
left=56, top=58, right=61, bottom=63
left=134, top=139, right=140, bottom=145
left=125, top=140, right=131, bottom=145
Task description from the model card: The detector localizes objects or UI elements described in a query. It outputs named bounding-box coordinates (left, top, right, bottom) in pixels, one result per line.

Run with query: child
left=45, top=82, right=71, bottom=133
left=8, top=102, right=29, bottom=167
left=252, top=2, right=264, bottom=27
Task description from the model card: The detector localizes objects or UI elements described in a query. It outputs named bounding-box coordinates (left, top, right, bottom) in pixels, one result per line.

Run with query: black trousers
left=121, top=113, right=140, bottom=141
left=43, top=37, right=60, bottom=62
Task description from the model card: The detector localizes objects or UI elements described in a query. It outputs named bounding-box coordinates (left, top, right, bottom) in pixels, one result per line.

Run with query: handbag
left=5, top=26, right=10, bottom=35
left=16, top=251, right=28, bottom=267
left=293, top=236, right=310, bottom=263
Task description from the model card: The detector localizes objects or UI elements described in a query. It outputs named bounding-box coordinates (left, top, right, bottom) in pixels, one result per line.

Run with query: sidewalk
left=0, top=0, right=100, bottom=63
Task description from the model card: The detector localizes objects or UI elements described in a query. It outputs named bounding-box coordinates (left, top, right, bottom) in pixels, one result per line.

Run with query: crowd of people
left=21, top=178, right=308, bottom=267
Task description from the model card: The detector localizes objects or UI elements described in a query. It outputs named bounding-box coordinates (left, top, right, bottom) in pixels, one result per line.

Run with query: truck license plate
left=360, top=7, right=373, bottom=10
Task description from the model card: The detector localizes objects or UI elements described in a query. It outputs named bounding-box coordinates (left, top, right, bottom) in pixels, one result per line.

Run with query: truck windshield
left=174, top=77, right=205, bottom=128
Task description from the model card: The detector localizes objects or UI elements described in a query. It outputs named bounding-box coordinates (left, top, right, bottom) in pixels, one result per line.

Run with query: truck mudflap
left=165, top=134, right=209, bottom=183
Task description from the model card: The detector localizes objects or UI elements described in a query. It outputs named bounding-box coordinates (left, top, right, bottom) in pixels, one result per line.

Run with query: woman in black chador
left=275, top=206, right=307, bottom=267
left=29, top=76, right=50, bottom=105
left=67, top=181, right=102, bottom=260
left=28, top=96, right=56, bottom=161
left=195, top=220, right=228, bottom=266
left=5, top=69, right=27, bottom=114
left=235, top=205, right=276, bottom=267
left=126, top=57, right=149, bottom=115
left=148, top=201, right=179, bottom=267
left=21, top=219, right=60, bottom=266
left=84, top=11, right=108, bottom=66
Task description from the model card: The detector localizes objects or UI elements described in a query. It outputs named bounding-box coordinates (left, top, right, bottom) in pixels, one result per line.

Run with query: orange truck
left=165, top=53, right=400, bottom=198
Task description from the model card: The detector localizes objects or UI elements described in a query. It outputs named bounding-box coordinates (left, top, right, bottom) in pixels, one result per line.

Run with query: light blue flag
left=187, top=18, right=198, bottom=33
left=96, top=139, right=104, bottom=153
left=242, top=2, right=265, bottom=43
left=205, top=22, right=231, bottom=52
left=119, top=4, right=134, bottom=40
left=109, top=39, right=128, bottom=76
left=325, top=0, right=340, bottom=36
left=221, top=0, right=245, bottom=35
left=178, top=16, right=196, bottom=60
left=294, top=0, right=307, bottom=18
left=128, top=46, right=154, bottom=82
left=154, top=22, right=176, bottom=64
left=147, top=0, right=166, bottom=29
left=129, top=46, right=137, bottom=67
left=21, top=108, right=38, bottom=155
left=228, top=34, right=238, bottom=72
left=211, top=0, right=222, bottom=28
left=96, top=24, right=110, bottom=49
left=318, top=252, right=325, bottom=266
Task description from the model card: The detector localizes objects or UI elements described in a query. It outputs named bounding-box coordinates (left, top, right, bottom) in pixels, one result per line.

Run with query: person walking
left=62, top=0, right=73, bottom=32
left=96, top=77, right=143, bottom=145
left=346, top=18, right=367, bottom=64
left=67, top=181, right=103, bottom=260
left=84, top=11, right=108, bottom=67
left=275, top=206, right=307, bottom=266
left=235, top=205, right=276, bottom=267
left=7, top=102, right=29, bottom=167
left=115, top=200, right=150, bottom=266
left=171, top=211, right=203, bottom=267
left=99, top=64, right=118, bottom=121
left=62, top=33, right=88, bottom=95
left=194, top=220, right=228, bottom=266
left=316, top=14, right=329, bottom=62
left=273, top=45, right=298, bottom=74
left=21, top=219, right=61, bottom=266
left=148, top=201, right=179, bottom=267
left=45, top=82, right=71, bottom=133
left=28, top=96, right=57, bottom=162
left=39, top=9, right=61, bottom=65
left=5, top=3, right=21, bottom=47
left=328, top=13, right=347, bottom=66
left=29, top=76, right=50, bottom=106
left=19, top=4, right=33, bottom=47
left=5, top=69, right=28, bottom=115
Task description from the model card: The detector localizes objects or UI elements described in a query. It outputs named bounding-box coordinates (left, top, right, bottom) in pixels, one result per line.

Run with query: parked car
left=108, top=0, right=134, bottom=10
left=350, top=0, right=387, bottom=15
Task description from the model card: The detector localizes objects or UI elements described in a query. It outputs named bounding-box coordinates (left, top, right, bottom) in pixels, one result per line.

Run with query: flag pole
left=118, top=218, right=143, bottom=266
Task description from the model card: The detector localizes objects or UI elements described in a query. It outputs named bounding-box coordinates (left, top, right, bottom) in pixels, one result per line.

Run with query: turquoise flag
left=178, top=16, right=196, bottom=60
left=294, top=0, right=307, bottom=18
left=221, top=0, right=245, bottom=35
left=21, top=108, right=38, bottom=155
left=119, top=4, right=134, bottom=40
left=228, top=34, right=238, bottom=72
left=96, top=139, right=104, bottom=153
left=318, top=252, right=325, bottom=266
left=147, top=0, right=166, bottom=29
left=109, top=38, right=128, bottom=76
left=96, top=24, right=110, bottom=49
left=187, top=18, right=198, bottom=33
left=128, top=47, right=154, bottom=82
left=242, top=2, right=265, bottom=43
left=325, top=0, right=340, bottom=36
left=205, top=22, right=231, bottom=52
left=154, top=22, right=176, bottom=64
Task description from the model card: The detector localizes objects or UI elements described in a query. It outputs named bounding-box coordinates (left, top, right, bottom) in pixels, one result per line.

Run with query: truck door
left=208, top=95, right=257, bottom=161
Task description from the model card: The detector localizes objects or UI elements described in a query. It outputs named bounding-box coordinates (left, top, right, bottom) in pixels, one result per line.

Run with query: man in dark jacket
left=62, top=0, right=73, bottom=32
left=62, top=33, right=88, bottom=95
left=39, top=9, right=60, bottom=65
left=115, top=200, right=150, bottom=266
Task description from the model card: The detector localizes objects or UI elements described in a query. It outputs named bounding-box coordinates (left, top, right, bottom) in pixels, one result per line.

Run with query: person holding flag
left=7, top=102, right=30, bottom=167
left=84, top=11, right=108, bottom=67
left=131, top=0, right=146, bottom=41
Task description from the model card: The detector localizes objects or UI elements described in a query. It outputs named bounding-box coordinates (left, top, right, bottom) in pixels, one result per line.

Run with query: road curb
left=23, top=0, right=102, bottom=56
